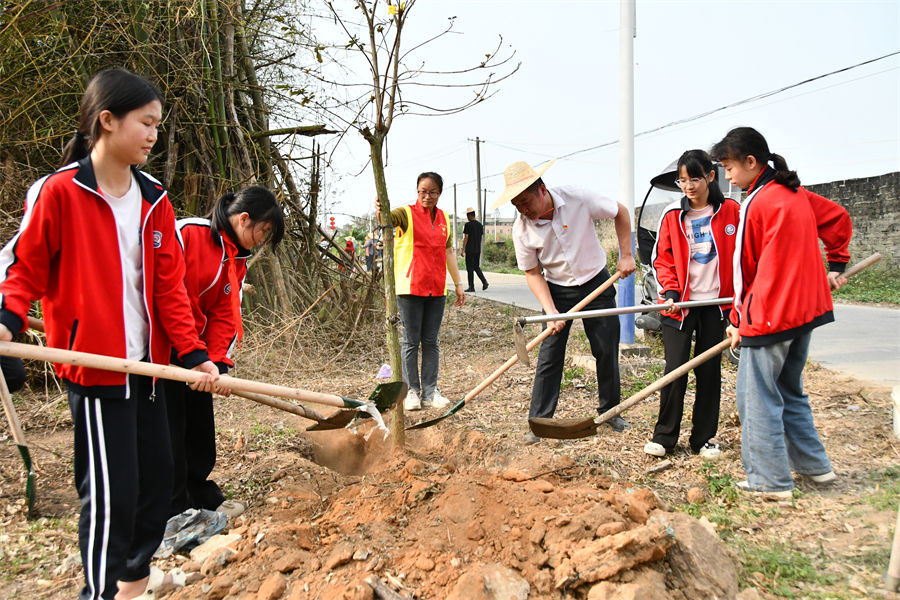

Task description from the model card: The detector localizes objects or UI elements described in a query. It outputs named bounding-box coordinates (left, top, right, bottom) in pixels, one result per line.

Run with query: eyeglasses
left=674, top=177, right=708, bottom=188
left=417, top=190, right=440, bottom=198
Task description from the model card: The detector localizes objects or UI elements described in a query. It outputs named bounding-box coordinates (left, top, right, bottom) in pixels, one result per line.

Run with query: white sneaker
left=735, top=480, right=793, bottom=500
left=806, top=471, right=836, bottom=484
left=699, top=442, right=722, bottom=461
left=404, top=388, right=422, bottom=411
left=215, top=499, right=246, bottom=518
left=643, top=442, right=666, bottom=457
left=430, top=388, right=452, bottom=408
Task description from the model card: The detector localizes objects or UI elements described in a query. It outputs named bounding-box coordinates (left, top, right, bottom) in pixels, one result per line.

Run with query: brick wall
left=805, top=171, right=899, bottom=272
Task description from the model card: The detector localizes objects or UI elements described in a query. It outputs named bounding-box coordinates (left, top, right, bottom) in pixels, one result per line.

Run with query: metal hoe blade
left=528, top=416, right=598, bottom=439
left=306, top=381, right=407, bottom=432
left=406, top=399, right=467, bottom=430
left=513, top=321, right=530, bottom=367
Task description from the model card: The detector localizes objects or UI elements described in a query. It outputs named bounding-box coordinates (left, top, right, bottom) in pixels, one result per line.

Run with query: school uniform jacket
left=0, top=156, right=210, bottom=397
left=650, top=195, right=740, bottom=329
left=731, top=167, right=852, bottom=346
left=175, top=218, right=250, bottom=373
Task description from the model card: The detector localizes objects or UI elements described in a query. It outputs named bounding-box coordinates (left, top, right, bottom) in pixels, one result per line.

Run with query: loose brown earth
left=1, top=297, right=898, bottom=599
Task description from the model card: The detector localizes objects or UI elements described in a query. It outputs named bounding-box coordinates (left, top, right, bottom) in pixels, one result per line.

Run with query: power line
left=454, top=50, right=900, bottom=186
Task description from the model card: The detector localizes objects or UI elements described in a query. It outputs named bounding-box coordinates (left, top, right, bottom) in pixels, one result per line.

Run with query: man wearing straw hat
left=460, top=207, right=489, bottom=292
left=491, top=159, right=636, bottom=443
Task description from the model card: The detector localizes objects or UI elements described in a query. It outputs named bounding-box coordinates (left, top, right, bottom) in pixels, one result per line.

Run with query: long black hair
left=59, top=69, right=164, bottom=169
left=677, top=149, right=725, bottom=206
left=209, top=186, right=285, bottom=252
left=710, top=127, right=801, bottom=192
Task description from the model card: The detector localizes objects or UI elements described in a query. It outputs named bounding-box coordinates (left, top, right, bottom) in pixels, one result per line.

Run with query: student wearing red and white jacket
left=166, top=186, right=284, bottom=520
left=645, top=150, right=741, bottom=460
left=713, top=127, right=851, bottom=499
left=0, top=70, right=218, bottom=600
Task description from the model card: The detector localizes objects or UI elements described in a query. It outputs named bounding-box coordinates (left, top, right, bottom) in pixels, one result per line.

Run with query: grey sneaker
left=603, top=415, right=631, bottom=432
left=404, top=388, right=422, bottom=411
left=523, top=431, right=541, bottom=445
left=215, top=499, right=246, bottom=518
left=805, top=471, right=836, bottom=484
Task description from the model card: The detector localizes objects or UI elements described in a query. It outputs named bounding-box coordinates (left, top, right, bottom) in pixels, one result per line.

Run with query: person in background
left=460, top=207, right=489, bottom=292
left=363, top=232, right=376, bottom=272
left=168, top=186, right=285, bottom=520
left=375, top=172, right=466, bottom=411
left=491, top=159, right=635, bottom=444
left=712, top=126, right=851, bottom=499
left=0, top=68, right=218, bottom=600
left=645, top=149, right=740, bottom=460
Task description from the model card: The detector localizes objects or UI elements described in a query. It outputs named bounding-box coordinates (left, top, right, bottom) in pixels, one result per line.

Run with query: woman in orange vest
left=375, top=172, right=466, bottom=411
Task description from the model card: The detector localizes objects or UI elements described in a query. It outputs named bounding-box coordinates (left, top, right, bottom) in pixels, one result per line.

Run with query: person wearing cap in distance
left=492, top=160, right=636, bottom=444
left=460, top=207, right=489, bottom=292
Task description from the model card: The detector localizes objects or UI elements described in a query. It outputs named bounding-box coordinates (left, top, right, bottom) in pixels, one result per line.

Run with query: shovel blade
left=406, top=398, right=467, bottom=430
left=306, top=410, right=360, bottom=431
left=513, top=321, right=530, bottom=367
left=369, top=381, right=408, bottom=410
left=528, top=416, right=599, bottom=440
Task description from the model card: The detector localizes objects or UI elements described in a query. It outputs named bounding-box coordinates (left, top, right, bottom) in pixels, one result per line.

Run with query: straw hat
left=490, top=159, right=556, bottom=210
left=345, top=236, right=354, bottom=242
left=465, top=207, right=476, bottom=214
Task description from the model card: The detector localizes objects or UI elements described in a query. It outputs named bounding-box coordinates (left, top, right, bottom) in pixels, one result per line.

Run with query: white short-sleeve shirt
left=512, top=185, right=618, bottom=286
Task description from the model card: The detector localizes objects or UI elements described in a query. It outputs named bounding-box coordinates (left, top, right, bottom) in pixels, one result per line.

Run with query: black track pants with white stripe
left=68, top=374, right=173, bottom=600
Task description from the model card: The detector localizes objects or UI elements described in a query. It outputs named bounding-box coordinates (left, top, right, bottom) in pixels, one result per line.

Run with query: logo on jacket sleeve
left=725, top=224, right=736, bottom=235
left=153, top=230, right=163, bottom=248
left=224, top=283, right=232, bottom=295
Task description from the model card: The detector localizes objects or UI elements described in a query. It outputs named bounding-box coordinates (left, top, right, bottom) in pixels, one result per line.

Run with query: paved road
left=452, top=271, right=900, bottom=387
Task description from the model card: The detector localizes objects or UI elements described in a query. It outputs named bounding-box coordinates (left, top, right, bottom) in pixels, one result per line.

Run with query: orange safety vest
left=394, top=200, right=450, bottom=296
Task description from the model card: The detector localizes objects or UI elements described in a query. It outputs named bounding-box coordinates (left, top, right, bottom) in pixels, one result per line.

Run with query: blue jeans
left=736, top=331, right=832, bottom=492
left=397, top=295, right=446, bottom=400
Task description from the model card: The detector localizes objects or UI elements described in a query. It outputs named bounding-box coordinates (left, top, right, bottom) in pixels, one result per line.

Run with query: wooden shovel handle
left=0, top=341, right=354, bottom=409
left=465, top=271, right=622, bottom=402
left=842, top=252, right=881, bottom=279
left=596, top=338, right=733, bottom=426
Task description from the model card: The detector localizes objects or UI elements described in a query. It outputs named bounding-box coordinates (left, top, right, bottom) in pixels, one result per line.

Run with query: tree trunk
left=369, top=134, right=404, bottom=449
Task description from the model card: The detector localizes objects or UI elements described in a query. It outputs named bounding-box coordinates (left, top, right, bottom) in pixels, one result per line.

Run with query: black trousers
left=530, top=268, right=620, bottom=419
left=465, top=251, right=488, bottom=288
left=652, top=305, right=725, bottom=453
left=165, top=380, right=225, bottom=516
left=1, top=355, right=27, bottom=393
left=69, top=374, right=172, bottom=600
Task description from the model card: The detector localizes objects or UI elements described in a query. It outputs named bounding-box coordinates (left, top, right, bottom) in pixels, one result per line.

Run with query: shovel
left=0, top=360, right=35, bottom=517
left=24, top=318, right=378, bottom=431
left=529, top=252, right=883, bottom=439
left=0, top=341, right=406, bottom=423
left=513, top=297, right=733, bottom=365
left=407, top=272, right=622, bottom=430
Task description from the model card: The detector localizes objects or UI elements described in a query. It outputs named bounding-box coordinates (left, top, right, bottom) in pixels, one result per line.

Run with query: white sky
left=316, top=1, right=900, bottom=229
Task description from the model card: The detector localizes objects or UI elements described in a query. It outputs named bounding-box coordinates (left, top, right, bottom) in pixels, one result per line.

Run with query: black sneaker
left=603, top=415, right=631, bottom=432
left=463, top=287, right=476, bottom=293
left=482, top=283, right=489, bottom=291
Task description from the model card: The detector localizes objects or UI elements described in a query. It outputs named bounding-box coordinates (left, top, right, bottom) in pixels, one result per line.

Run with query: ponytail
left=208, top=186, right=285, bottom=252
left=711, top=127, right=801, bottom=192
left=60, top=131, right=91, bottom=168
left=770, top=152, right=801, bottom=191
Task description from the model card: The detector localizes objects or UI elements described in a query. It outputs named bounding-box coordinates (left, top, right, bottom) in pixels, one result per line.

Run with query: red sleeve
left=803, top=188, right=852, bottom=270
left=152, top=201, right=207, bottom=361
left=204, top=266, right=243, bottom=368
left=0, top=177, right=60, bottom=334
left=650, top=211, right=681, bottom=303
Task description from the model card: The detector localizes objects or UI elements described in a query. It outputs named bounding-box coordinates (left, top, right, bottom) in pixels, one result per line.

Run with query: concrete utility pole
left=619, top=0, right=636, bottom=344
left=452, top=184, right=458, bottom=250
left=473, top=137, right=483, bottom=224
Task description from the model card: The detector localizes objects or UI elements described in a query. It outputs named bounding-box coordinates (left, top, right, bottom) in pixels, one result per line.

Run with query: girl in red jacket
left=0, top=69, right=219, bottom=600
left=167, top=186, right=284, bottom=520
left=712, top=127, right=851, bottom=499
left=645, top=150, right=740, bottom=460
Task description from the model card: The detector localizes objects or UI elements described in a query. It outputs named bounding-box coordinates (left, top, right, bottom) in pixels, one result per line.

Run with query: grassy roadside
left=834, top=264, right=900, bottom=305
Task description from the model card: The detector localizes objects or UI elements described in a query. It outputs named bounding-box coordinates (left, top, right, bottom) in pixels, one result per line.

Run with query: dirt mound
left=165, top=426, right=736, bottom=600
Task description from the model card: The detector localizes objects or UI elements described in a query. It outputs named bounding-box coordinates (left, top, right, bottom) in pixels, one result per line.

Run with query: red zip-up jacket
left=0, top=157, right=209, bottom=397
left=650, top=195, right=741, bottom=329
left=732, top=167, right=852, bottom=346
left=175, top=218, right=250, bottom=373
